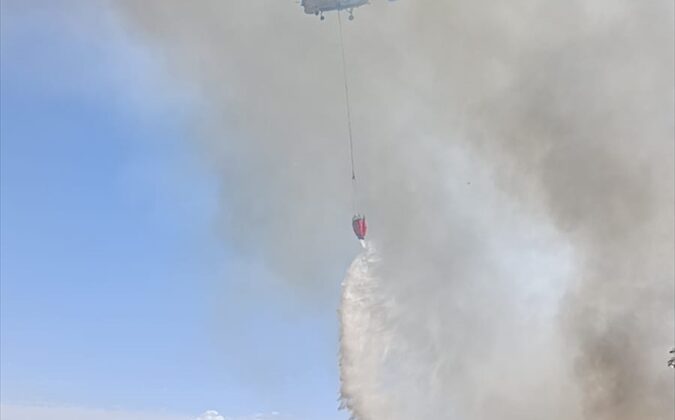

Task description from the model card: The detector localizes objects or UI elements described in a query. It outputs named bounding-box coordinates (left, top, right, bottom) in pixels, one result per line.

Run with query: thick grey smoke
left=115, top=1, right=674, bottom=419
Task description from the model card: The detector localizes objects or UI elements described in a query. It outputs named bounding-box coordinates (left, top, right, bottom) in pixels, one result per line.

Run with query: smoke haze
left=115, top=1, right=674, bottom=419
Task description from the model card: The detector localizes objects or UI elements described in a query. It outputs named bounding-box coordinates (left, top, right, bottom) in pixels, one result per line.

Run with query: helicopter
left=300, top=0, right=369, bottom=21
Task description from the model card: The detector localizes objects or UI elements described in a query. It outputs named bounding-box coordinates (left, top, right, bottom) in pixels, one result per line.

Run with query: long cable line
left=338, top=12, right=357, bottom=182
left=337, top=11, right=358, bottom=213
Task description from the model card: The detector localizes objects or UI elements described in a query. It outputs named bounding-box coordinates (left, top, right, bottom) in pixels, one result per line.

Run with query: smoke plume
left=115, top=1, right=674, bottom=419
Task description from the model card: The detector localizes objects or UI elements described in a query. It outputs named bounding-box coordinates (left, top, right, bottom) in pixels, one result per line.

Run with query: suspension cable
left=337, top=12, right=357, bottom=183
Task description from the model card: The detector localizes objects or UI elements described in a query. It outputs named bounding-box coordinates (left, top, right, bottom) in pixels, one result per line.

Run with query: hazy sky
left=1, top=1, right=345, bottom=419
left=2, top=1, right=673, bottom=420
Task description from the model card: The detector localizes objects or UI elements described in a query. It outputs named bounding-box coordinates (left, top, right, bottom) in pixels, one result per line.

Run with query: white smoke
left=338, top=232, right=579, bottom=420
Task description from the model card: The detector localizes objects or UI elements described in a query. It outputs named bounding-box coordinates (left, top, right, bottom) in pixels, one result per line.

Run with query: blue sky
left=1, top=2, right=345, bottom=419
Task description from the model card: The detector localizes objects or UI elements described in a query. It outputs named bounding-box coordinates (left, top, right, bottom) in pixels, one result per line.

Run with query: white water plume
left=339, top=243, right=390, bottom=419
